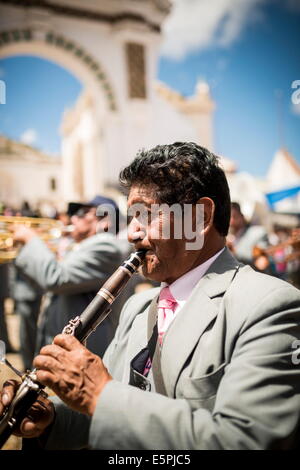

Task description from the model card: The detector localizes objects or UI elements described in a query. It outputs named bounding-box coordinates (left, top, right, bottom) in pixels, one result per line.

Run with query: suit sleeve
left=15, top=236, right=122, bottom=295
left=89, top=285, right=300, bottom=449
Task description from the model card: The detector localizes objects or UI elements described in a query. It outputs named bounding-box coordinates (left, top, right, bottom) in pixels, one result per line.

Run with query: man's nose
left=127, top=220, right=147, bottom=245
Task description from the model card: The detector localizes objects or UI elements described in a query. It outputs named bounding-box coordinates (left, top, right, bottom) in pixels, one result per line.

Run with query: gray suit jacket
left=45, top=248, right=300, bottom=450
left=15, top=233, right=126, bottom=357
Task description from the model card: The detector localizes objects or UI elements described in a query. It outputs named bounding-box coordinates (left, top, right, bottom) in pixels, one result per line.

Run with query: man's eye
left=138, top=211, right=148, bottom=223
left=135, top=210, right=152, bottom=225
left=128, top=208, right=155, bottom=225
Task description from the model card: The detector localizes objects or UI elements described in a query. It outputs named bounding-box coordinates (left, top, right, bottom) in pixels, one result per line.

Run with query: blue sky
left=0, top=56, right=82, bottom=156
left=0, top=0, right=299, bottom=178
left=158, top=0, right=300, bottom=176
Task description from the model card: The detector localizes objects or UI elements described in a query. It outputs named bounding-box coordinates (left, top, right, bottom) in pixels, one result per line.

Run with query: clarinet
left=0, top=249, right=146, bottom=449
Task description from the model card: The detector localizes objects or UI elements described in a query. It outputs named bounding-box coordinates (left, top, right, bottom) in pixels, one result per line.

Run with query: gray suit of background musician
left=0, top=264, right=12, bottom=351
left=12, top=268, right=42, bottom=370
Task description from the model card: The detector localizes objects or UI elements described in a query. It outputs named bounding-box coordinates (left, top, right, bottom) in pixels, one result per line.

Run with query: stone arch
left=0, top=28, right=117, bottom=112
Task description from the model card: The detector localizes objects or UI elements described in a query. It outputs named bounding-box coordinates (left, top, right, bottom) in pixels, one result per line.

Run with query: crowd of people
left=0, top=141, right=299, bottom=450
left=227, top=201, right=300, bottom=287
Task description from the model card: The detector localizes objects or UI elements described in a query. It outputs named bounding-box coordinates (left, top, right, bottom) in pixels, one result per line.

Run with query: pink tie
left=143, top=287, right=178, bottom=376
left=157, top=286, right=178, bottom=345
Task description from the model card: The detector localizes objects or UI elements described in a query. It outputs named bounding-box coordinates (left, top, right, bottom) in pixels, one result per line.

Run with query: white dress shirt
left=161, top=248, right=225, bottom=323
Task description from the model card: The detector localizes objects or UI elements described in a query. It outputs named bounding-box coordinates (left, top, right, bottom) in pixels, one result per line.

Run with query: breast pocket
left=181, top=362, right=226, bottom=412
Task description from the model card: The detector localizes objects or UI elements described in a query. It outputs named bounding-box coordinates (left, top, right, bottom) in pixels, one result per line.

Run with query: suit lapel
left=123, top=295, right=157, bottom=382
left=160, top=248, right=240, bottom=397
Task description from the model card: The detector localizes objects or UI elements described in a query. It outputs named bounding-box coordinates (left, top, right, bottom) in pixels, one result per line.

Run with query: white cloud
left=161, top=0, right=266, bottom=59
left=20, top=128, right=38, bottom=145
left=291, top=102, right=300, bottom=116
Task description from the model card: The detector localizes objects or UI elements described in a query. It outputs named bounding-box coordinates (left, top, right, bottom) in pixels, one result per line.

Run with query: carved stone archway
left=0, top=28, right=117, bottom=111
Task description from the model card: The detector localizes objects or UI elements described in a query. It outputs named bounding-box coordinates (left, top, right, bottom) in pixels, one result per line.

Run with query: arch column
left=61, top=92, right=105, bottom=201
left=61, top=137, right=79, bottom=202
left=81, top=118, right=105, bottom=200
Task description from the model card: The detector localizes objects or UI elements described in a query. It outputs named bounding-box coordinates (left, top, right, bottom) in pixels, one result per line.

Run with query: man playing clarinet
left=1, top=142, right=300, bottom=450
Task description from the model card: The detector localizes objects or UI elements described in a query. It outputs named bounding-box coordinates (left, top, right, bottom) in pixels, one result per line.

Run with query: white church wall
left=0, top=157, right=62, bottom=210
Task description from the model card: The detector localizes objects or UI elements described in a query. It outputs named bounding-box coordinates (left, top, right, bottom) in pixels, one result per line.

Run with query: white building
left=0, top=0, right=215, bottom=205
left=226, top=148, right=300, bottom=229
left=0, top=135, right=62, bottom=212
left=265, top=148, right=300, bottom=214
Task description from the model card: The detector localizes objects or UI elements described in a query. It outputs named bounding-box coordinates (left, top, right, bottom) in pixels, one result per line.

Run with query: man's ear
left=197, top=197, right=215, bottom=232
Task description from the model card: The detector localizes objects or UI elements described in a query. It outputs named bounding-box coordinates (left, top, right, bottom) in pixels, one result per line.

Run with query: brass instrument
left=0, top=216, right=67, bottom=263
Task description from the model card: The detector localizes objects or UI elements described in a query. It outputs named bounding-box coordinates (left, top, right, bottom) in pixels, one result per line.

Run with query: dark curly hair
left=119, top=142, right=231, bottom=236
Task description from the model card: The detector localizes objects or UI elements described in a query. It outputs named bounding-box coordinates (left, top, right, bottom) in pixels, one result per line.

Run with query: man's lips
left=144, top=250, right=159, bottom=266
left=131, top=231, right=145, bottom=241
left=135, top=248, right=156, bottom=262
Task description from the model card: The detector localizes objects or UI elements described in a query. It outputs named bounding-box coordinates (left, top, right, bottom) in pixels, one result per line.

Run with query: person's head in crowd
left=229, top=202, right=247, bottom=235
left=67, top=195, right=119, bottom=243
left=119, top=142, right=231, bottom=284
left=20, top=200, right=35, bottom=217
left=274, top=224, right=290, bottom=243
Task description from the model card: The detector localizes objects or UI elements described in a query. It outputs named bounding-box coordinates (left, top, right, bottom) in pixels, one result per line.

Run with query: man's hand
left=13, top=225, right=36, bottom=244
left=34, top=334, right=112, bottom=416
left=0, top=379, right=54, bottom=438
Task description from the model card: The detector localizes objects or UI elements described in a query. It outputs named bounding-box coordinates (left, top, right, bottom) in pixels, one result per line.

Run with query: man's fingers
left=39, top=344, right=66, bottom=361
left=0, top=378, right=55, bottom=439
left=33, top=354, right=60, bottom=373
left=53, top=333, right=84, bottom=351
left=0, top=379, right=19, bottom=408
left=35, top=369, right=59, bottom=389
left=26, top=400, right=52, bottom=424
left=37, top=369, right=72, bottom=397
left=19, top=399, right=54, bottom=437
left=19, top=419, right=40, bottom=437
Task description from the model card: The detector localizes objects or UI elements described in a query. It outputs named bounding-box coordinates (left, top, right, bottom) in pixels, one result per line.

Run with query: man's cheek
left=148, top=226, right=161, bottom=240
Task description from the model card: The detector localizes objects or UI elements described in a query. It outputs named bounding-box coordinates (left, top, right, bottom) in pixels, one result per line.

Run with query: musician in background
left=0, top=263, right=14, bottom=353
left=54, top=212, right=74, bottom=261
left=1, top=143, right=300, bottom=450
left=12, top=268, right=43, bottom=371
left=270, top=225, right=300, bottom=287
left=227, top=202, right=273, bottom=273
left=12, top=201, right=43, bottom=371
left=11, top=195, right=127, bottom=361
